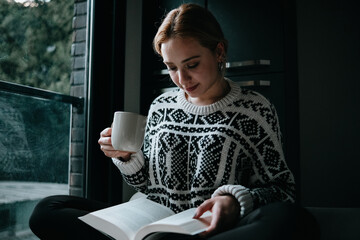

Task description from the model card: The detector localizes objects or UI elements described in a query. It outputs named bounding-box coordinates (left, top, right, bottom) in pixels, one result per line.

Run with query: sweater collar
left=177, top=78, right=240, bottom=115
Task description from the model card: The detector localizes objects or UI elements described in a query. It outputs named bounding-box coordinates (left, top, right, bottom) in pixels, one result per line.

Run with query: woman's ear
left=215, top=42, right=225, bottom=62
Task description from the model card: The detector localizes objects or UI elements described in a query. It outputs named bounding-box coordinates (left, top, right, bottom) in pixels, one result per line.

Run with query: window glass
left=0, top=91, right=70, bottom=182
left=0, top=0, right=75, bottom=238
left=0, top=90, right=70, bottom=238
left=0, top=0, right=73, bottom=95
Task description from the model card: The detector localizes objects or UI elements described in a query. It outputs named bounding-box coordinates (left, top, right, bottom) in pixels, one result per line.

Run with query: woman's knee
left=29, top=195, right=68, bottom=233
left=29, top=195, right=111, bottom=240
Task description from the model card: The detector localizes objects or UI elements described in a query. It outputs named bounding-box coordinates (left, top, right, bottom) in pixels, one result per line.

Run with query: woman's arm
left=194, top=99, right=295, bottom=236
left=98, top=123, right=150, bottom=194
left=214, top=101, right=295, bottom=209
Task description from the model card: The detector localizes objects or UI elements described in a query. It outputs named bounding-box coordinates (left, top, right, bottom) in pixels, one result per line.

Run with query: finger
left=100, top=142, right=115, bottom=151
left=194, top=199, right=214, bottom=219
left=98, top=136, right=112, bottom=146
left=200, top=204, right=221, bottom=237
left=100, top=145, right=116, bottom=156
left=104, top=150, right=133, bottom=159
left=100, top=127, right=112, bottom=137
left=209, top=205, right=221, bottom=230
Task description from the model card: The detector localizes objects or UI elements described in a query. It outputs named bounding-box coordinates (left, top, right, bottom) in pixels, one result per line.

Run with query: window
left=0, top=0, right=75, bottom=238
left=0, top=0, right=73, bottom=94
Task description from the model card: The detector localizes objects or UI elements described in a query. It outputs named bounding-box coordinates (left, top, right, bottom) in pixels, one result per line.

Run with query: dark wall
left=297, top=0, right=360, bottom=207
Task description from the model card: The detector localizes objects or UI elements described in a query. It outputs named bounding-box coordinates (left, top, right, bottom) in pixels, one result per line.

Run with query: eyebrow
left=164, top=55, right=200, bottom=65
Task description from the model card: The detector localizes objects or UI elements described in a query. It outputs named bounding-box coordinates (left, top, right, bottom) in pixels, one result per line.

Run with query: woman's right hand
left=98, top=127, right=133, bottom=161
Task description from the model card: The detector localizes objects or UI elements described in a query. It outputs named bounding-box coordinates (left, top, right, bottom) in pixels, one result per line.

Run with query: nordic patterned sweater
left=112, top=79, right=295, bottom=216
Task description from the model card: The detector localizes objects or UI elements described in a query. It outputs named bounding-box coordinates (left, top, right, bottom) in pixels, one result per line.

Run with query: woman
left=30, top=3, right=297, bottom=240
left=100, top=3, right=296, bottom=238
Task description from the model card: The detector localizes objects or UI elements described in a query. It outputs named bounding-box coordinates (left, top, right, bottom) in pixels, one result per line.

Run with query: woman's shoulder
left=151, top=88, right=179, bottom=106
left=239, top=88, right=271, bottom=106
left=228, top=80, right=272, bottom=108
left=229, top=82, right=280, bottom=134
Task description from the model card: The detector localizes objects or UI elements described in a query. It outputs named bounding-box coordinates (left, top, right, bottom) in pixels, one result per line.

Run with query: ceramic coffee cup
left=111, top=111, right=147, bottom=152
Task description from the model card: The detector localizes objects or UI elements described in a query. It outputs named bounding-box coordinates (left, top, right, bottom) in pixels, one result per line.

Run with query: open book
left=79, top=197, right=211, bottom=240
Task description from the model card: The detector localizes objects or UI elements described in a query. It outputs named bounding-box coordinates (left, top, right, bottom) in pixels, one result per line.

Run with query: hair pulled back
left=153, top=3, right=228, bottom=58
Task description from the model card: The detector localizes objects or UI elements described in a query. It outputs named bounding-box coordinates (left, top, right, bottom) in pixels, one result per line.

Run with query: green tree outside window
left=0, top=0, right=73, bottom=94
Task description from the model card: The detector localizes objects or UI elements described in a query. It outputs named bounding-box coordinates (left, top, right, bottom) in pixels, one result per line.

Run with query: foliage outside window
left=0, top=0, right=73, bottom=94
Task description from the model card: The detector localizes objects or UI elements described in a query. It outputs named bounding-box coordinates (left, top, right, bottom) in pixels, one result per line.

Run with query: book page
left=79, top=198, right=175, bottom=240
left=134, top=208, right=212, bottom=240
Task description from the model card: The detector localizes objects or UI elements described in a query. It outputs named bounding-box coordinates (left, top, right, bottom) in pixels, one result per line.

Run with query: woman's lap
left=208, top=202, right=298, bottom=240
left=146, top=202, right=299, bottom=240
left=30, top=197, right=301, bottom=240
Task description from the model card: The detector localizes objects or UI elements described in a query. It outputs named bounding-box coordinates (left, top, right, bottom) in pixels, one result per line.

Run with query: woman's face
left=161, top=37, right=224, bottom=105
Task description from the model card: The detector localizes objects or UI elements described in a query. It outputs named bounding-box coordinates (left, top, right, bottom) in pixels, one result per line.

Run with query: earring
left=218, top=61, right=224, bottom=73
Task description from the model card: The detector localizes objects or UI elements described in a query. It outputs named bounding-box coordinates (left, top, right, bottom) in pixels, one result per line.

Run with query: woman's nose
left=178, top=69, right=190, bottom=85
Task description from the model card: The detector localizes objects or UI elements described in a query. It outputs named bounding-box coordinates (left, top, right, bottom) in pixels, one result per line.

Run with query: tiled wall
left=69, top=0, right=88, bottom=197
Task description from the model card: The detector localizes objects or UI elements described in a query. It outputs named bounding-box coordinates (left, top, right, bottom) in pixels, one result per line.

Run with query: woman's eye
left=187, top=62, right=199, bottom=69
left=167, top=67, right=177, bottom=72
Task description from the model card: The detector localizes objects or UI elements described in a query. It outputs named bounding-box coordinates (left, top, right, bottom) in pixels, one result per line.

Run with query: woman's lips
left=185, top=84, right=199, bottom=92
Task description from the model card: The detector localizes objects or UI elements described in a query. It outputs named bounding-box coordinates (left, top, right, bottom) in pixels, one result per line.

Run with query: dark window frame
left=84, top=0, right=127, bottom=204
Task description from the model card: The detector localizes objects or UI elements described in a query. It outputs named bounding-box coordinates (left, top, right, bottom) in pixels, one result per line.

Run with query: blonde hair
left=153, top=3, right=228, bottom=59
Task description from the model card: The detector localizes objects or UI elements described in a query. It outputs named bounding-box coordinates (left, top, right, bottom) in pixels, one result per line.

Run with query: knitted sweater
left=112, top=79, right=295, bottom=216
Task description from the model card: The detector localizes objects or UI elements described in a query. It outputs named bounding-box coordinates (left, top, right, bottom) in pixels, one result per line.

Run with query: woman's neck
left=187, top=78, right=230, bottom=106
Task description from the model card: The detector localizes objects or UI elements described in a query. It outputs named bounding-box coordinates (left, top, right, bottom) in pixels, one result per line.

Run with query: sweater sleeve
left=111, top=151, right=148, bottom=193
left=110, top=105, right=156, bottom=194
left=246, top=102, right=296, bottom=207
left=212, top=185, right=254, bottom=217
left=110, top=101, right=160, bottom=194
left=212, top=98, right=295, bottom=217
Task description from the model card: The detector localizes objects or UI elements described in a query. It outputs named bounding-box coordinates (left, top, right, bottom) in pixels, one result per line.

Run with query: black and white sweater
left=113, top=79, right=295, bottom=216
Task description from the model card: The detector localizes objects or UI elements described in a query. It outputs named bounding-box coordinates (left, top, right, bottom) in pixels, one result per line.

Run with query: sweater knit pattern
left=113, top=80, right=295, bottom=214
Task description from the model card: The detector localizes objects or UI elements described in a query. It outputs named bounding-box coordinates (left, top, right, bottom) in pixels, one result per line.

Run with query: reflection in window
left=0, top=90, right=70, bottom=238
left=0, top=91, right=70, bottom=182
left=0, top=0, right=75, bottom=238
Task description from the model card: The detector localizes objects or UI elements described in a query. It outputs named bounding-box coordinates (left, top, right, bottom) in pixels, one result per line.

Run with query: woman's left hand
left=193, top=195, right=240, bottom=237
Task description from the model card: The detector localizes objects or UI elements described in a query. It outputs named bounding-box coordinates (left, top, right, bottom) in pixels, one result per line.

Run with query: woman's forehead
left=161, top=38, right=207, bottom=62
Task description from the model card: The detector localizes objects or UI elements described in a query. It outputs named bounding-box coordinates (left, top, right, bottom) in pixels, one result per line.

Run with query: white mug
left=111, top=111, right=147, bottom=152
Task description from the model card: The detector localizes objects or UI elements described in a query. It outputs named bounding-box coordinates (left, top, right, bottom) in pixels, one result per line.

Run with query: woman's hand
left=98, top=127, right=133, bottom=161
left=193, top=195, right=240, bottom=237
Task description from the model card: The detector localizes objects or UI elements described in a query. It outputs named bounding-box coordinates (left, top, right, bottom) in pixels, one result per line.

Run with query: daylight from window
left=0, top=0, right=74, bottom=239
left=0, top=0, right=73, bottom=94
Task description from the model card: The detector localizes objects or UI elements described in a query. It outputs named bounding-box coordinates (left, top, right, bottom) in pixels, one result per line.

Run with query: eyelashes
left=187, top=62, right=199, bottom=69
left=167, top=62, right=199, bottom=72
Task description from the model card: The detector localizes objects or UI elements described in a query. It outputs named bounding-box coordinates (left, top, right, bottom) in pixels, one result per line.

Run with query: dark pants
left=29, top=195, right=111, bottom=240
left=29, top=195, right=318, bottom=240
